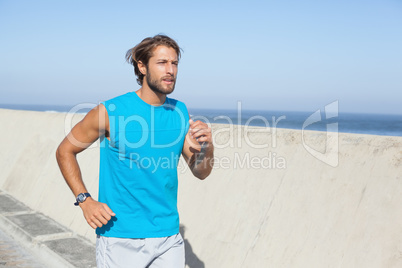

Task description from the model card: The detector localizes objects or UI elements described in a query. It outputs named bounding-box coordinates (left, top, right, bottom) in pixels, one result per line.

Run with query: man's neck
left=135, top=86, right=166, bottom=106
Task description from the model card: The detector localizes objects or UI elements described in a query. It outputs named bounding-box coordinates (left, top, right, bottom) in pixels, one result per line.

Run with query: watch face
left=77, top=193, right=85, bottom=202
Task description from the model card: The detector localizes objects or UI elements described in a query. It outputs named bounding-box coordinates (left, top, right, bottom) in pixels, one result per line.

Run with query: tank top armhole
left=100, top=101, right=115, bottom=146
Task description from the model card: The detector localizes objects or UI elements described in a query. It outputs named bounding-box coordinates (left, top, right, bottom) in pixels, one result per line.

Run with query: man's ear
left=138, top=61, right=147, bottom=75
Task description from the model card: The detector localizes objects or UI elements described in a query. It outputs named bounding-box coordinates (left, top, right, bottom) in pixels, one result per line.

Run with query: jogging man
left=56, top=34, right=214, bottom=267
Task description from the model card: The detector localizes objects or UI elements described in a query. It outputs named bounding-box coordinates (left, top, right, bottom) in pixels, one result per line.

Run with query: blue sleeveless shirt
left=96, top=92, right=189, bottom=238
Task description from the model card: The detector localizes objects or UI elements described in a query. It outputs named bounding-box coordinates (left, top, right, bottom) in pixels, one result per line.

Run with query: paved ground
left=0, top=191, right=96, bottom=268
left=0, top=228, right=44, bottom=268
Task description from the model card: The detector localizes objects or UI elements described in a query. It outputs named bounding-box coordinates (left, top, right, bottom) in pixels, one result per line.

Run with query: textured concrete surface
left=1, top=108, right=401, bottom=267
left=43, top=238, right=96, bottom=268
left=6, top=213, right=68, bottom=237
left=0, top=195, right=30, bottom=214
left=0, top=191, right=96, bottom=268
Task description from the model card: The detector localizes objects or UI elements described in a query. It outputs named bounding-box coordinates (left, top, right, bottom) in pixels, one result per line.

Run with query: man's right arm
left=55, top=104, right=115, bottom=229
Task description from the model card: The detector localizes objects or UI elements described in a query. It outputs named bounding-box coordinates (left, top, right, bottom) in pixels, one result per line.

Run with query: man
left=56, top=34, right=214, bottom=267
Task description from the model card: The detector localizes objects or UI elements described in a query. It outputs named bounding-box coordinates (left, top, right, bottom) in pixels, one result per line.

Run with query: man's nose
left=166, top=62, right=174, bottom=74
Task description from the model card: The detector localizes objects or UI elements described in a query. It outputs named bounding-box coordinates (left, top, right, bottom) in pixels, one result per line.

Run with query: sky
left=1, top=0, right=401, bottom=115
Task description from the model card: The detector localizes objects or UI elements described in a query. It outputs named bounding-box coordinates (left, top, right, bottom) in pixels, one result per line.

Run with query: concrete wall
left=1, top=108, right=401, bottom=267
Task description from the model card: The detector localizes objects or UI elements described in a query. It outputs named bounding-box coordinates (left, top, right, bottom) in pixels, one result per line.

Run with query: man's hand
left=182, top=119, right=214, bottom=180
left=189, top=119, right=212, bottom=145
left=79, top=198, right=116, bottom=229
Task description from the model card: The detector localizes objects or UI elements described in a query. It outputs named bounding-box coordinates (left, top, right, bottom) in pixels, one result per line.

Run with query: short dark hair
left=125, top=34, right=182, bottom=85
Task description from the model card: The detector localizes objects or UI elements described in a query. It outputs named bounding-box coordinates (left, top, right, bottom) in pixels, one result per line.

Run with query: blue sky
left=1, top=0, right=401, bottom=114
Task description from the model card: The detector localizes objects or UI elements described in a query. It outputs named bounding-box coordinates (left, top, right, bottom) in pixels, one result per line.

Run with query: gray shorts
left=96, top=233, right=184, bottom=268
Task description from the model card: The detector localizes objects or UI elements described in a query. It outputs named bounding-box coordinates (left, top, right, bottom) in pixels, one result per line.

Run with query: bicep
left=59, top=105, right=108, bottom=154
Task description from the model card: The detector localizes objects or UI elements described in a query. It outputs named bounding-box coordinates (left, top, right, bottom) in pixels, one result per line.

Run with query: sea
left=1, top=103, right=401, bottom=137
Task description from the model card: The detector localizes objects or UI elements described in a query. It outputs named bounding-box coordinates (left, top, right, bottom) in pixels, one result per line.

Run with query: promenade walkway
left=0, top=191, right=96, bottom=268
left=0, top=227, right=44, bottom=267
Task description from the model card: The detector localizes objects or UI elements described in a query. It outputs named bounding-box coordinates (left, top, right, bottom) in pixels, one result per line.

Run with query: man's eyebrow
left=156, top=59, right=178, bottom=62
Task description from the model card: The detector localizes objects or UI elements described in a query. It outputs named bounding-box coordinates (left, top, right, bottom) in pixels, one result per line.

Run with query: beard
left=146, top=71, right=176, bottom=95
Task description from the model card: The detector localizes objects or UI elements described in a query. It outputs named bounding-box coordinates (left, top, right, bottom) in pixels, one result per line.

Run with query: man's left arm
left=182, top=119, right=214, bottom=180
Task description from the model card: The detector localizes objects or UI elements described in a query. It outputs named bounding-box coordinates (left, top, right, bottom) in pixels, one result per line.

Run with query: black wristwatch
left=74, top=193, right=91, bottom=206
